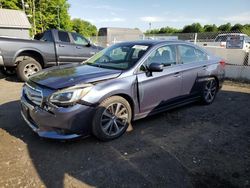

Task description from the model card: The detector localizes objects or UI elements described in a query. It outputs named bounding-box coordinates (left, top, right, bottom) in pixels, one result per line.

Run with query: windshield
left=85, top=43, right=150, bottom=70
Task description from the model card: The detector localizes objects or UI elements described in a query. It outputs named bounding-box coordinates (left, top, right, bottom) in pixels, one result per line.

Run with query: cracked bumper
left=20, top=96, right=95, bottom=140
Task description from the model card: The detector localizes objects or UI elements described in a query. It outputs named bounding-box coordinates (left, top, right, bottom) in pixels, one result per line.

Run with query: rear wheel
left=16, top=56, right=42, bottom=82
left=92, top=96, right=132, bottom=141
left=201, top=78, right=218, bottom=105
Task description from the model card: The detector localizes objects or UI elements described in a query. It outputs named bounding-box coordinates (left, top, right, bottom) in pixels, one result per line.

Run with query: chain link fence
left=89, top=30, right=250, bottom=49
left=88, top=30, right=250, bottom=81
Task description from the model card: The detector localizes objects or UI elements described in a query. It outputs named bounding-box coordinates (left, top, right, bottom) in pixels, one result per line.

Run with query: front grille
left=24, top=84, right=43, bottom=106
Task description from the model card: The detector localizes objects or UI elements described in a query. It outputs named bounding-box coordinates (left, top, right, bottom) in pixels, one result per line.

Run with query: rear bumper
left=20, top=95, right=95, bottom=140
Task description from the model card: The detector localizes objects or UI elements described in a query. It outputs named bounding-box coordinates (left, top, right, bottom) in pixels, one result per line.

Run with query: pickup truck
left=0, top=29, right=102, bottom=81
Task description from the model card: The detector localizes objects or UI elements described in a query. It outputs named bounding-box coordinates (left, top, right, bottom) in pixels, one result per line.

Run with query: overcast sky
left=68, top=0, right=250, bottom=31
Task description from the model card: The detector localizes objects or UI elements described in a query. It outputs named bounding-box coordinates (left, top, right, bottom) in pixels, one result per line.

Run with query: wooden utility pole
left=32, top=0, right=36, bottom=34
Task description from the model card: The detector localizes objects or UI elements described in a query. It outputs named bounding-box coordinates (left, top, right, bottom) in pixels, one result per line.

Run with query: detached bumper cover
left=21, top=111, right=81, bottom=139
left=20, top=96, right=95, bottom=140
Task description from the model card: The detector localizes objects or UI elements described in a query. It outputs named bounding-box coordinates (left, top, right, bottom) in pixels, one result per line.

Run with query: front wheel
left=201, top=78, right=218, bottom=105
left=92, top=96, right=132, bottom=141
left=16, top=56, right=42, bottom=82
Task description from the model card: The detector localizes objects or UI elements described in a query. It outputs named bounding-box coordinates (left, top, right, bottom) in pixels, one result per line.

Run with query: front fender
left=82, top=75, right=139, bottom=113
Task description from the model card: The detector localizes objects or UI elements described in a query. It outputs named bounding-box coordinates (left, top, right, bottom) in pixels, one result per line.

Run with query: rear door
left=55, top=31, right=81, bottom=64
left=137, top=44, right=182, bottom=113
left=177, top=44, right=209, bottom=95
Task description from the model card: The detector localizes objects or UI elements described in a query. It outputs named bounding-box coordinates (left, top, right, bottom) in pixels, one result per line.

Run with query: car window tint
left=58, top=31, right=70, bottom=43
left=43, top=31, right=53, bottom=42
left=178, top=45, right=208, bottom=63
left=131, top=48, right=146, bottom=61
left=36, top=31, right=53, bottom=42
left=87, top=44, right=149, bottom=70
left=71, top=33, right=88, bottom=45
left=195, top=49, right=208, bottom=61
left=245, top=36, right=250, bottom=43
left=109, top=47, right=128, bottom=61
left=178, top=45, right=197, bottom=63
left=144, top=45, right=177, bottom=67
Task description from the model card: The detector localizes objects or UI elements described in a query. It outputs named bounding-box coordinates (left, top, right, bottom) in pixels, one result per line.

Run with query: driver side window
left=143, top=45, right=177, bottom=68
left=71, top=33, right=89, bottom=45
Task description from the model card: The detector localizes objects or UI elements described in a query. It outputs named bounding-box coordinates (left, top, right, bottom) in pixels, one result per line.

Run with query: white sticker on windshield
left=132, top=45, right=148, bottom=50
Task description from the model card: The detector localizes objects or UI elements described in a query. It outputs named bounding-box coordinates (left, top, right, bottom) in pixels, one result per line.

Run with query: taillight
left=219, top=60, right=226, bottom=68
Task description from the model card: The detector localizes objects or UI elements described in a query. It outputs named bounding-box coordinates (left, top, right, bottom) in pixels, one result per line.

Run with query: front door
left=137, top=44, right=182, bottom=113
left=70, top=32, right=98, bottom=61
left=56, top=31, right=81, bottom=64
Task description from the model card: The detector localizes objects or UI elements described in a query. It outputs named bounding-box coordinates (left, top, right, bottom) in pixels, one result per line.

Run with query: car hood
left=29, top=64, right=122, bottom=89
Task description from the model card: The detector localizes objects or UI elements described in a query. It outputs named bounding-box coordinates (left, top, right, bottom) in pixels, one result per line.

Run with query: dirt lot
left=0, top=74, right=250, bottom=188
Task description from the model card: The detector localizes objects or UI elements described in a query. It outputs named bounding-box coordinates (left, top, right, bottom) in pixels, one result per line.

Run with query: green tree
left=33, top=0, right=72, bottom=33
left=203, top=24, right=218, bottom=32
left=242, top=24, right=250, bottom=36
left=145, top=29, right=160, bottom=34
left=158, top=26, right=180, bottom=34
left=218, top=23, right=231, bottom=32
left=182, top=23, right=203, bottom=33
left=0, top=0, right=21, bottom=10
left=0, top=0, right=72, bottom=34
left=71, top=18, right=97, bottom=37
left=231, top=23, right=243, bottom=32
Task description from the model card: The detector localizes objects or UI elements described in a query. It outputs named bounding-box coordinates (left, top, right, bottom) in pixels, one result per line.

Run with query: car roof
left=117, top=40, right=192, bottom=46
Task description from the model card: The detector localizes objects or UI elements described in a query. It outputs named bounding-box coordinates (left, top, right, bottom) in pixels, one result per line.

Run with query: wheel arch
left=99, top=93, right=136, bottom=121
left=14, top=49, right=45, bottom=68
left=210, top=75, right=220, bottom=91
left=115, top=93, right=135, bottom=119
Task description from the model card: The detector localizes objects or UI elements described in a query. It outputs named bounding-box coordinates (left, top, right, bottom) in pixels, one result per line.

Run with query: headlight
left=49, top=84, right=92, bottom=106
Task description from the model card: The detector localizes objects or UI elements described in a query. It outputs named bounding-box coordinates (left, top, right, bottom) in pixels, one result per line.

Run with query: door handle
left=59, top=44, right=65, bottom=47
left=76, top=46, right=82, bottom=49
left=202, top=65, right=207, bottom=70
left=173, top=72, right=181, bottom=77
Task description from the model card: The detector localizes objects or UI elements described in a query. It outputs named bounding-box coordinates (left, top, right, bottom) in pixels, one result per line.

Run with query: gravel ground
left=0, top=74, right=250, bottom=188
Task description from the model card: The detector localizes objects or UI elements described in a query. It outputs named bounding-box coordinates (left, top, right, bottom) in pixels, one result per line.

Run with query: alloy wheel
left=100, top=102, right=129, bottom=136
left=204, top=79, right=217, bottom=103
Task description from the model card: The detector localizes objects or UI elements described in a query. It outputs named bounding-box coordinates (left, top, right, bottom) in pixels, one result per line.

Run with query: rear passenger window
left=195, top=49, right=208, bottom=61
left=178, top=45, right=207, bottom=64
left=41, top=31, right=53, bottom=42
left=58, top=31, right=70, bottom=43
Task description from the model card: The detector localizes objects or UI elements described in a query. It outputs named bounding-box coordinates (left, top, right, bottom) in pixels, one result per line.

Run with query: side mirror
left=148, top=63, right=163, bottom=72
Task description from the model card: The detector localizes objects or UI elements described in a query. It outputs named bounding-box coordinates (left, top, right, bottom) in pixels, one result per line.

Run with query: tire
left=16, top=56, right=42, bottom=82
left=0, top=67, right=16, bottom=76
left=200, top=78, right=218, bottom=105
left=92, top=96, right=132, bottom=141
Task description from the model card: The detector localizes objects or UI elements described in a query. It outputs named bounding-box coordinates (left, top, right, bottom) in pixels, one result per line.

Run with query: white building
left=0, top=8, right=31, bottom=39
